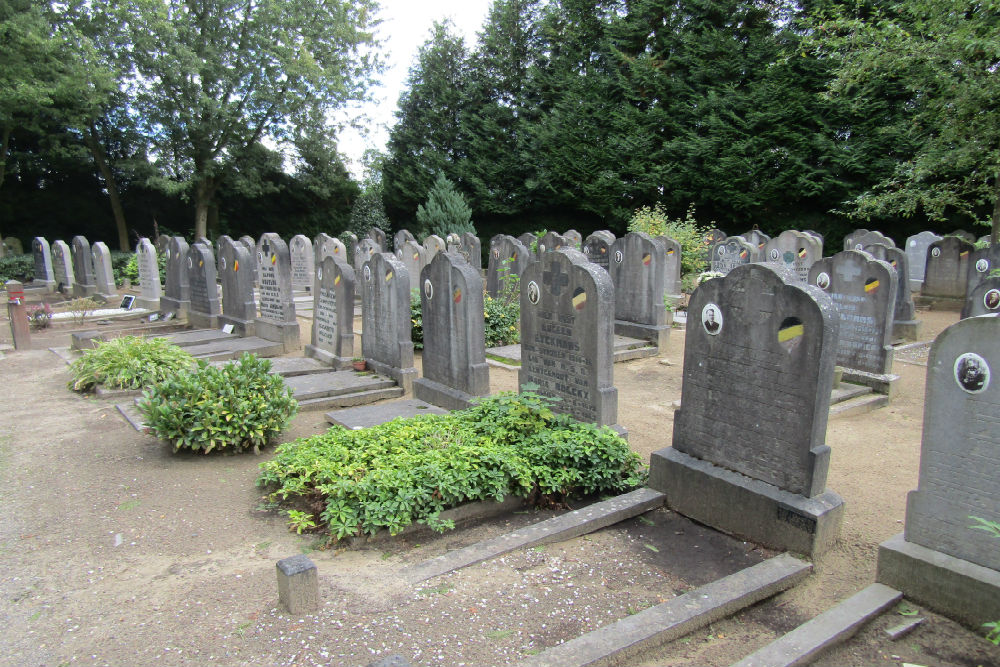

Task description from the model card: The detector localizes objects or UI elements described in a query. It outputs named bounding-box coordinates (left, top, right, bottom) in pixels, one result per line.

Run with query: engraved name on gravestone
left=71, top=235, right=97, bottom=296
left=304, top=255, right=354, bottom=368
left=563, top=229, right=583, bottom=249
left=609, top=232, right=669, bottom=348
left=360, top=252, right=417, bottom=392
left=135, top=238, right=161, bottom=310
left=160, top=236, right=190, bottom=315
left=486, top=235, right=530, bottom=298
left=186, top=242, right=221, bottom=328
left=51, top=240, right=74, bottom=290
left=218, top=238, right=256, bottom=335
left=414, top=252, right=490, bottom=410
left=967, top=245, right=1000, bottom=298
left=673, top=262, right=839, bottom=497
left=289, top=235, right=314, bottom=292
left=905, top=231, right=941, bottom=285
left=583, top=231, right=615, bottom=272
left=519, top=249, right=622, bottom=433
left=398, top=240, right=426, bottom=286
left=32, top=237, right=55, bottom=289
left=809, top=250, right=896, bottom=376
left=764, top=230, right=822, bottom=282
left=710, top=237, right=754, bottom=275
left=658, top=236, right=683, bottom=298
left=91, top=242, right=117, bottom=298
left=922, top=236, right=975, bottom=300
left=256, top=233, right=299, bottom=351
left=962, top=277, right=1000, bottom=319
left=903, top=314, right=1000, bottom=571
left=394, top=229, right=416, bottom=252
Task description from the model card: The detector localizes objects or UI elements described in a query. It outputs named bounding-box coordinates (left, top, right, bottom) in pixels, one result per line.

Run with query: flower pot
left=352, top=360, right=367, bottom=371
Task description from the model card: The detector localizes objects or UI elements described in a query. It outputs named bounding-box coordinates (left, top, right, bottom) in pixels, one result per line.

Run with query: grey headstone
left=949, top=229, right=976, bottom=243
left=215, top=234, right=233, bottom=262
left=486, top=235, right=530, bottom=299
left=922, top=236, right=975, bottom=299
left=238, top=236, right=258, bottom=284
left=360, top=252, right=417, bottom=392
left=355, top=238, right=380, bottom=275
left=675, top=262, right=838, bottom=497
left=186, top=242, right=221, bottom=329
left=517, top=232, right=536, bottom=250
left=397, top=240, right=426, bottom=287
left=71, top=235, right=97, bottom=296
left=739, top=229, right=771, bottom=261
left=368, top=227, right=387, bottom=252
left=135, top=238, right=161, bottom=310
left=31, top=237, right=55, bottom=290
left=967, top=245, right=1000, bottom=298
left=903, top=314, right=1000, bottom=570
left=863, top=243, right=918, bottom=323
left=423, top=234, right=446, bottom=263
left=609, top=232, right=669, bottom=348
left=91, top=242, right=117, bottom=298
left=305, top=255, right=355, bottom=368
left=460, top=231, right=481, bottom=270
left=703, top=228, right=727, bottom=263
left=764, top=230, right=822, bottom=282
left=160, top=236, right=190, bottom=316
left=414, top=252, right=490, bottom=410
left=657, top=236, right=683, bottom=298
left=314, top=233, right=347, bottom=268
left=583, top=231, right=615, bottom=272
left=218, top=238, right=256, bottom=335
left=256, top=233, right=300, bottom=351
left=289, top=234, right=314, bottom=292
left=845, top=229, right=894, bottom=250
left=518, top=249, right=623, bottom=433
left=51, top=240, right=75, bottom=291
left=445, top=232, right=462, bottom=253
left=537, top=230, right=570, bottom=256
left=341, top=230, right=359, bottom=266
left=155, top=235, right=170, bottom=255
left=809, top=250, right=897, bottom=376
left=961, top=276, right=1000, bottom=319
left=709, top=237, right=754, bottom=275
left=394, top=229, right=416, bottom=252
left=563, top=229, right=583, bottom=249
left=904, top=231, right=941, bottom=284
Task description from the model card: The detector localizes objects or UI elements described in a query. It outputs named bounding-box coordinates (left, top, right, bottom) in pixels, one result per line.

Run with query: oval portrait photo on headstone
left=702, top=303, right=723, bottom=335
left=769, top=248, right=780, bottom=261
left=219, top=257, right=227, bottom=272
left=976, top=258, right=989, bottom=273
left=985, top=288, right=1000, bottom=311
left=363, top=265, right=371, bottom=282
left=316, top=266, right=322, bottom=281
left=931, top=247, right=941, bottom=258
left=614, top=250, right=623, bottom=264
left=816, top=272, right=831, bottom=290
left=423, top=279, right=433, bottom=300
left=954, top=352, right=990, bottom=394
left=527, top=280, right=540, bottom=305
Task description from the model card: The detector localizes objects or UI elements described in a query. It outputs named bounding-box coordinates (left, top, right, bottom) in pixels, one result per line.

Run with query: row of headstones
left=30, top=236, right=117, bottom=299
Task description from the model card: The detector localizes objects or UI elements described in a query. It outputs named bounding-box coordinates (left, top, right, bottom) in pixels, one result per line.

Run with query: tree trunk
left=193, top=176, right=218, bottom=240
left=85, top=123, right=130, bottom=251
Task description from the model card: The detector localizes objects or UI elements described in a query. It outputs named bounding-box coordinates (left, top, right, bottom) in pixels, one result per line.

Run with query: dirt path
left=0, top=309, right=997, bottom=667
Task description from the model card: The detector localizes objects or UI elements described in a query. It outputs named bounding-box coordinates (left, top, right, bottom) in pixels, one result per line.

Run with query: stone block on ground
left=276, top=554, right=319, bottom=615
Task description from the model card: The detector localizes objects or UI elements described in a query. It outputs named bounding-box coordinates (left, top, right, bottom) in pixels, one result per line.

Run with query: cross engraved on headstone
left=261, top=240, right=271, bottom=256
left=543, top=262, right=570, bottom=296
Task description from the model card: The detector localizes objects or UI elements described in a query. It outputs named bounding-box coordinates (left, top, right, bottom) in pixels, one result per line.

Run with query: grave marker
left=922, top=236, right=975, bottom=301
left=51, top=240, right=75, bottom=292
left=709, top=237, right=754, bottom=275
left=135, top=238, right=161, bottom=311
left=91, top=242, right=117, bottom=299
left=368, top=227, right=387, bottom=251
left=538, top=230, right=570, bottom=256
left=186, top=242, right=221, bottom=328
left=967, top=245, right=1000, bottom=298
left=423, top=235, right=446, bottom=263
left=304, top=255, right=355, bottom=368
left=460, top=231, right=481, bottom=270
left=563, top=229, right=583, bottom=249
left=360, top=252, right=417, bottom=392
left=862, top=243, right=921, bottom=340
left=218, top=238, right=256, bottom=335
left=160, top=236, right=190, bottom=316
left=486, top=235, right=530, bottom=299
left=609, top=232, right=669, bottom=349
left=394, top=229, right=416, bottom=252
left=256, top=233, right=300, bottom=351
left=355, top=237, right=379, bottom=274
left=289, top=234, right=314, bottom=292
left=961, top=276, right=1000, bottom=319
left=905, top=231, right=941, bottom=287
left=31, top=237, right=56, bottom=290
left=397, top=240, right=426, bottom=287
left=739, top=229, right=770, bottom=261
left=583, top=231, right=615, bottom=272
left=764, top=230, right=822, bottom=282
left=658, top=236, right=683, bottom=301
left=71, top=236, right=97, bottom=297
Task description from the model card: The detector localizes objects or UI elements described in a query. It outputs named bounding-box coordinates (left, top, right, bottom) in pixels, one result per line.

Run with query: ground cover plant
left=139, top=353, right=297, bottom=454
left=68, top=335, right=194, bottom=392
left=258, top=392, right=646, bottom=542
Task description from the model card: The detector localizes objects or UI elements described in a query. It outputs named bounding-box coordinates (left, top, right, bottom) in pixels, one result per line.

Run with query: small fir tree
left=348, top=183, right=390, bottom=239
left=415, top=174, right=475, bottom=238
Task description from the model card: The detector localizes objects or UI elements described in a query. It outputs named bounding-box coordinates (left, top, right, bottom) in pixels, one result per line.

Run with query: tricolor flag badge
left=453, top=288, right=462, bottom=304
left=385, top=270, right=393, bottom=282
left=797, top=248, right=808, bottom=258
left=271, top=254, right=277, bottom=265
left=740, top=250, right=748, bottom=259
left=572, top=287, right=587, bottom=311
left=865, top=278, right=879, bottom=293
left=778, top=321, right=804, bottom=343
left=334, top=274, right=341, bottom=286
left=642, top=253, right=651, bottom=266
left=234, top=260, right=239, bottom=272
left=960, top=251, right=970, bottom=258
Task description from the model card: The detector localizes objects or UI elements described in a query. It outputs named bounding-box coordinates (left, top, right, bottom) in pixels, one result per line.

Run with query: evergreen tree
left=415, top=173, right=474, bottom=238
left=348, top=183, right=390, bottom=239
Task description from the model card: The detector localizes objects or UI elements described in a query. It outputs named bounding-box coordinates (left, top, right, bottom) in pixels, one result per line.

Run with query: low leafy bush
left=69, top=335, right=194, bottom=392
left=410, top=289, right=424, bottom=350
left=116, top=250, right=167, bottom=286
left=628, top=203, right=711, bottom=282
left=0, top=254, right=35, bottom=283
left=26, top=303, right=53, bottom=329
left=139, top=353, right=297, bottom=454
left=484, top=294, right=519, bottom=347
left=258, top=392, right=646, bottom=541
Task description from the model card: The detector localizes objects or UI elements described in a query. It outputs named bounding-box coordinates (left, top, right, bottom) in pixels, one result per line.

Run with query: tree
left=415, top=173, right=474, bottom=238
left=348, top=182, right=390, bottom=239
left=809, top=0, right=1000, bottom=244
left=116, top=0, right=380, bottom=239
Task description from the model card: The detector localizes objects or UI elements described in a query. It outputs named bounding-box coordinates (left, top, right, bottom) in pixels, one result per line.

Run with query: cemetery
left=0, top=224, right=997, bottom=667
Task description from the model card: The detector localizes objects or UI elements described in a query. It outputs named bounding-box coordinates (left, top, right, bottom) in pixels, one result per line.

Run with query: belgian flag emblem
left=271, top=254, right=277, bottom=265
left=667, top=248, right=675, bottom=255
left=778, top=322, right=804, bottom=343
left=572, top=287, right=587, bottom=311
left=960, top=250, right=970, bottom=258
left=797, top=248, right=808, bottom=259
left=334, top=274, right=341, bottom=286
left=234, top=260, right=239, bottom=272
left=453, top=288, right=462, bottom=304
left=642, top=253, right=651, bottom=266
left=385, top=270, right=393, bottom=283
left=865, top=278, right=879, bottom=293
left=740, top=249, right=748, bottom=259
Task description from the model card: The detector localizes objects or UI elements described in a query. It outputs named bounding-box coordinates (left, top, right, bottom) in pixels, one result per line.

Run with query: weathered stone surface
left=486, top=235, right=531, bottom=298
left=962, top=276, right=1000, bottom=319
left=91, top=242, right=117, bottom=298
left=537, top=230, right=570, bottom=256
left=583, top=231, right=615, bottom=272
left=459, top=231, right=481, bottom=270
left=51, top=240, right=74, bottom=291
left=562, top=229, right=583, bottom=249
left=218, top=238, right=256, bottom=335
left=423, top=234, right=446, bottom=263
left=657, top=235, right=683, bottom=298
left=922, top=235, right=975, bottom=299
left=313, top=233, right=347, bottom=270
left=135, top=238, right=161, bottom=310
left=355, top=237, right=379, bottom=275
left=238, top=236, right=257, bottom=283
left=609, top=232, right=669, bottom=349
left=289, top=234, right=314, bottom=292
left=256, top=233, right=300, bottom=351
left=863, top=242, right=921, bottom=340
left=739, top=229, right=771, bottom=262
left=517, top=232, right=535, bottom=249
left=368, top=226, right=386, bottom=252
left=393, top=229, right=415, bottom=252
left=967, top=244, right=1000, bottom=298
left=31, top=237, right=55, bottom=290
left=845, top=229, right=894, bottom=250
left=276, top=555, right=318, bottom=615
left=397, top=240, right=426, bottom=289
left=710, top=236, right=754, bottom=275
left=703, top=227, right=727, bottom=263
left=764, top=230, right=823, bottom=282
left=950, top=229, right=976, bottom=243
left=414, top=252, right=490, bottom=410
left=905, top=231, right=941, bottom=285
left=160, top=236, right=190, bottom=316
left=360, top=252, right=417, bottom=393
left=341, top=230, right=359, bottom=266
left=518, top=248, right=622, bottom=432
left=186, top=242, right=221, bottom=329
left=71, top=235, right=97, bottom=297
left=305, top=255, right=355, bottom=368
left=326, top=398, right=446, bottom=429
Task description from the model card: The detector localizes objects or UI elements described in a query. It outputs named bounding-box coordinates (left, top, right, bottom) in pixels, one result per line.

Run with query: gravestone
left=71, top=236, right=97, bottom=297
left=355, top=238, right=379, bottom=274
left=218, top=238, right=256, bottom=335
left=31, top=237, right=56, bottom=290
left=517, top=232, right=536, bottom=250
left=360, top=252, right=417, bottom=393
left=160, top=236, right=191, bottom=316
left=904, top=231, right=941, bottom=288
left=877, top=314, right=1000, bottom=629
left=289, top=235, right=314, bottom=292
left=845, top=229, right=894, bottom=250
left=134, top=239, right=161, bottom=310
left=658, top=236, right=683, bottom=302
left=703, top=228, right=727, bottom=262
left=423, top=235, right=446, bottom=263
left=709, top=237, right=754, bottom=275
left=967, top=245, right=1000, bottom=298
left=921, top=236, right=976, bottom=302
left=764, top=230, right=822, bottom=282
left=562, top=229, right=583, bottom=249
left=91, top=242, right=117, bottom=299
left=950, top=229, right=976, bottom=243
left=961, top=277, right=1000, bottom=319
left=809, top=250, right=898, bottom=393
left=51, top=240, right=75, bottom=292
left=193, top=237, right=215, bottom=277
left=341, top=231, right=359, bottom=266
left=460, top=231, right=481, bottom=270
left=538, top=230, right=570, bottom=255
left=3, top=237, right=23, bottom=255
left=518, top=249, right=623, bottom=434
left=397, top=240, right=426, bottom=287
left=256, top=233, right=300, bottom=352
left=583, top=231, right=615, bottom=272
left=394, top=229, right=416, bottom=252
left=649, top=262, right=844, bottom=556
left=215, top=235, right=233, bottom=263
left=368, top=227, right=387, bottom=252
left=862, top=243, right=921, bottom=341
left=238, top=236, right=258, bottom=284
left=609, top=232, right=669, bottom=349
left=186, top=243, right=221, bottom=329
left=486, top=235, right=530, bottom=299
left=413, top=252, right=490, bottom=409
left=304, top=255, right=355, bottom=368
left=739, top=229, right=771, bottom=261
left=314, top=233, right=347, bottom=266
left=446, top=233, right=462, bottom=253
left=155, top=235, right=170, bottom=255
left=803, top=230, right=824, bottom=244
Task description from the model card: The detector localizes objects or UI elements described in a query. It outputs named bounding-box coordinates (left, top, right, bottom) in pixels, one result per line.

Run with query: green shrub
left=415, top=173, right=474, bottom=239
left=0, top=254, right=35, bottom=283
left=628, top=203, right=711, bottom=281
left=69, top=336, right=194, bottom=392
left=258, top=392, right=646, bottom=541
left=484, top=294, right=519, bottom=347
left=139, top=353, right=298, bottom=454
left=410, top=289, right=424, bottom=350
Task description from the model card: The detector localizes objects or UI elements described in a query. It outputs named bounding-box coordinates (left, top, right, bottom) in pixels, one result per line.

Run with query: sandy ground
left=0, top=305, right=998, bottom=667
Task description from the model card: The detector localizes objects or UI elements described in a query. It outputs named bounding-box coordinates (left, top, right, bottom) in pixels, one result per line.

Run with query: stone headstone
left=537, top=230, right=570, bottom=256
left=460, top=231, right=481, bottom=270
left=904, top=231, right=941, bottom=286
left=949, top=229, right=976, bottom=243
left=186, top=242, right=221, bottom=328
left=739, top=229, right=771, bottom=261
left=304, top=255, right=355, bottom=368
left=341, top=231, right=359, bottom=266
left=413, top=252, right=490, bottom=409
left=91, top=242, right=117, bottom=298
left=3, top=237, right=23, bottom=255
left=967, top=245, right=1000, bottom=298
left=658, top=236, right=683, bottom=300
left=518, top=249, right=623, bottom=433
left=360, top=252, right=417, bottom=392
left=877, top=315, right=1000, bottom=628
left=31, top=237, right=55, bottom=290
left=922, top=236, right=975, bottom=300
left=160, top=236, right=190, bottom=316
left=583, top=231, right=615, bottom=272
left=802, top=230, right=825, bottom=244
left=809, top=250, right=897, bottom=382
left=314, top=233, right=347, bottom=267
left=845, top=229, right=894, bottom=250
left=218, top=238, right=256, bottom=335
left=238, top=235, right=258, bottom=284
left=445, top=232, right=462, bottom=253
left=256, top=233, right=300, bottom=351
left=609, top=232, right=669, bottom=349
left=423, top=235, right=446, bottom=263
left=154, top=235, right=170, bottom=255
left=394, top=229, right=416, bottom=252
left=368, top=227, right=387, bottom=252
left=71, top=235, right=97, bottom=297
left=703, top=228, right=727, bottom=262
left=289, top=235, right=314, bottom=292
left=397, top=240, right=426, bottom=287
left=215, top=235, right=233, bottom=262
left=51, top=240, right=75, bottom=292
left=562, top=229, right=583, bottom=249
left=355, top=238, right=379, bottom=274
left=486, top=235, right=530, bottom=299
left=649, top=262, right=843, bottom=556
left=135, top=238, right=161, bottom=311
left=517, top=232, right=536, bottom=250
left=764, top=230, right=822, bottom=282
left=961, top=277, right=1000, bottom=319
left=709, top=237, right=754, bottom=275
left=863, top=243, right=920, bottom=340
